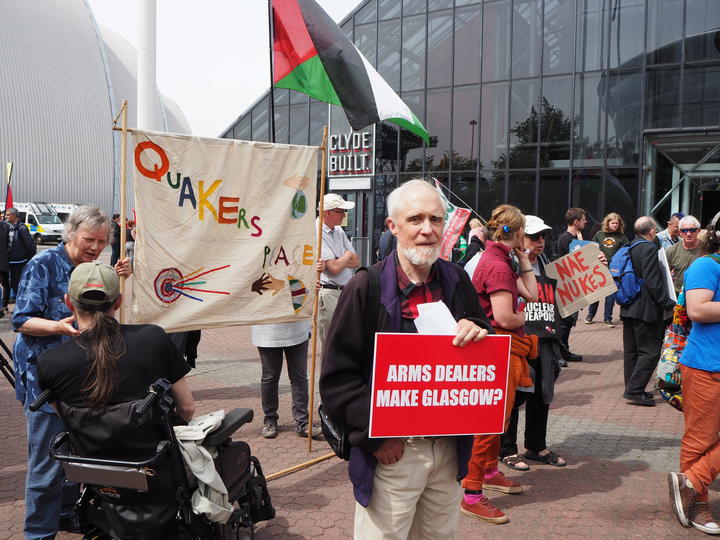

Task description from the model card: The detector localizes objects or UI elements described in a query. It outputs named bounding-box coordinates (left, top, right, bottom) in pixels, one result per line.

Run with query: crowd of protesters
left=6, top=183, right=720, bottom=539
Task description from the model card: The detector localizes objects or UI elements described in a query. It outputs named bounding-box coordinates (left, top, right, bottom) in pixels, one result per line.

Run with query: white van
left=0, top=202, right=64, bottom=245
left=50, top=203, right=80, bottom=223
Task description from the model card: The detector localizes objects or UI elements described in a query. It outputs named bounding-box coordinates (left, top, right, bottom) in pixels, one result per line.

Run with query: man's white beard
left=401, top=245, right=440, bottom=267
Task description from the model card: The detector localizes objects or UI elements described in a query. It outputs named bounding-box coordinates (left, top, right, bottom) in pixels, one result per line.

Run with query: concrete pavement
left=0, top=287, right=711, bottom=538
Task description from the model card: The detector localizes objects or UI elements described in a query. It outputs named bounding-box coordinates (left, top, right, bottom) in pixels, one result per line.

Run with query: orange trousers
left=462, top=330, right=537, bottom=491
left=680, top=364, right=720, bottom=501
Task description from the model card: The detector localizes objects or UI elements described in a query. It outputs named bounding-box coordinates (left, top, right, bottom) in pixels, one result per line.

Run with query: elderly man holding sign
left=320, top=180, right=493, bottom=539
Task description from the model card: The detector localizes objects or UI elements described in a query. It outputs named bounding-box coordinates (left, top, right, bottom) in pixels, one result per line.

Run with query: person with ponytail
left=461, top=204, right=539, bottom=525
left=37, top=262, right=195, bottom=420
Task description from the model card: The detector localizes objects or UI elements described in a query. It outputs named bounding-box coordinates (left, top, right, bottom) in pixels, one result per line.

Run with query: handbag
left=318, top=404, right=350, bottom=461
left=656, top=290, right=689, bottom=411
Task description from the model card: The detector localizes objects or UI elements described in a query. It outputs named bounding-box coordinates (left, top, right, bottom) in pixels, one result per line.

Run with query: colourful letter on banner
left=178, top=177, right=197, bottom=209
left=218, top=197, right=239, bottom=224
left=198, top=179, right=221, bottom=222
left=135, top=140, right=169, bottom=182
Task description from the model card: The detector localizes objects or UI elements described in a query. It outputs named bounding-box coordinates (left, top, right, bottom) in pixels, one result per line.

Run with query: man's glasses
left=679, top=228, right=699, bottom=234
left=527, top=232, right=547, bottom=241
left=332, top=209, right=347, bottom=214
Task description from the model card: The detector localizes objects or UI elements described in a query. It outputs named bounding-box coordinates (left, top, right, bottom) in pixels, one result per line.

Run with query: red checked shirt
left=396, top=255, right=443, bottom=328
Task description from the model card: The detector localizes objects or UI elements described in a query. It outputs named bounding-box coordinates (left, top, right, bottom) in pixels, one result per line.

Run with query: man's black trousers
left=622, top=317, right=665, bottom=397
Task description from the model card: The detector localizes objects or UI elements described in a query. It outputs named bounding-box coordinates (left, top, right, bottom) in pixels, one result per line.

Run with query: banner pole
left=119, top=100, right=128, bottom=323
left=268, top=0, right=276, bottom=143
left=308, top=125, right=328, bottom=452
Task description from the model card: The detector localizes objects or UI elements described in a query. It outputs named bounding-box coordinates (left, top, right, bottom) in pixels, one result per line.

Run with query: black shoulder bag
left=319, top=266, right=380, bottom=460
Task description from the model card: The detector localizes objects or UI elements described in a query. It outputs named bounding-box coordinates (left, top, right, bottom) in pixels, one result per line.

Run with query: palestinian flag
left=272, top=0, right=429, bottom=143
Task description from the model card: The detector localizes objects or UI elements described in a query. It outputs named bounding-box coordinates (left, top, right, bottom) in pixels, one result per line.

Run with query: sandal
left=501, top=454, right=530, bottom=471
left=523, top=450, right=566, bottom=467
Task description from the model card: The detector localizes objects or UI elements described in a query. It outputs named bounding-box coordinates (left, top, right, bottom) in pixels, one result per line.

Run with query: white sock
left=686, top=477, right=695, bottom=490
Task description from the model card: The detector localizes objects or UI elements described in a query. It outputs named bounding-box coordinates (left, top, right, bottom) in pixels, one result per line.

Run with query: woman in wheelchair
left=37, top=261, right=195, bottom=423
left=36, top=262, right=198, bottom=538
left=35, top=262, right=274, bottom=539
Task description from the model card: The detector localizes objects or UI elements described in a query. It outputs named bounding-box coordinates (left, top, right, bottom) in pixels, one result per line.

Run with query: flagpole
left=432, top=177, right=486, bottom=224
left=119, top=100, right=128, bottom=323
left=307, top=125, right=328, bottom=452
left=5, top=162, right=12, bottom=209
left=268, top=0, right=276, bottom=143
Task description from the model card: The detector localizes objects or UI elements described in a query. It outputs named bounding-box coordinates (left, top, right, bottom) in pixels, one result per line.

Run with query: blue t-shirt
left=680, top=256, right=720, bottom=372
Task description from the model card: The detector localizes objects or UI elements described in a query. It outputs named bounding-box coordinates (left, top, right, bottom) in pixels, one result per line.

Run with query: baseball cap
left=69, top=262, right=120, bottom=306
left=321, top=193, right=355, bottom=211
left=524, top=215, right=552, bottom=235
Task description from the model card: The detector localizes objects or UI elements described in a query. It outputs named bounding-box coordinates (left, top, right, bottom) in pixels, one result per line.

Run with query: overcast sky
left=86, top=0, right=359, bottom=137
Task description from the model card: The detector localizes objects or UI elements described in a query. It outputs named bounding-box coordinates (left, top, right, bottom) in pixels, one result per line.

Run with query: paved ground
left=0, top=252, right=713, bottom=538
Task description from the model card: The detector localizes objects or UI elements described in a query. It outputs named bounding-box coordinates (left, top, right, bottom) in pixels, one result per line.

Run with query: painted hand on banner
left=372, top=438, right=405, bottom=465
left=452, top=319, right=488, bottom=347
left=251, top=272, right=285, bottom=296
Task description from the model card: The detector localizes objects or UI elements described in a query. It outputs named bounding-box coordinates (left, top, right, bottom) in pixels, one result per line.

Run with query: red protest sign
left=369, top=333, right=511, bottom=438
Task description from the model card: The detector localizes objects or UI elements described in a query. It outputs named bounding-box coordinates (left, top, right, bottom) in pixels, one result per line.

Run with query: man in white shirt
left=318, top=193, right=359, bottom=345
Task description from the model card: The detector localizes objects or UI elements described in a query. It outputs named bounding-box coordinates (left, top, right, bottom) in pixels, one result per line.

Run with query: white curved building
left=0, top=0, right=190, bottom=213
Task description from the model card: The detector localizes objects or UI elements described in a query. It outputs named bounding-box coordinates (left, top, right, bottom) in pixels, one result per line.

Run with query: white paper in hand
left=414, top=301, right=457, bottom=335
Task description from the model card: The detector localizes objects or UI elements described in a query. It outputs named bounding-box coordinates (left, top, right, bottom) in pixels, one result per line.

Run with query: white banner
left=130, top=130, right=319, bottom=332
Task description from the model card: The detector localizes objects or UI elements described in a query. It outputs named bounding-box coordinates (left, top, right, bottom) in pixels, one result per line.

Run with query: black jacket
left=619, top=238, right=675, bottom=322
left=8, top=222, right=34, bottom=264
left=0, top=221, right=9, bottom=272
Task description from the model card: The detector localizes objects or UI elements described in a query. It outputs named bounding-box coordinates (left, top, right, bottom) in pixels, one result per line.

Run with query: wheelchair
left=30, top=378, right=275, bottom=539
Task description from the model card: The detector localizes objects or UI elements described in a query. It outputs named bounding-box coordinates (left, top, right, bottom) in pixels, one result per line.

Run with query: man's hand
left=345, top=250, right=360, bottom=269
left=316, top=258, right=326, bottom=273
left=115, top=257, right=132, bottom=278
left=372, top=438, right=405, bottom=465
left=56, top=316, right=79, bottom=337
left=597, top=252, right=608, bottom=266
left=453, top=319, right=488, bottom=347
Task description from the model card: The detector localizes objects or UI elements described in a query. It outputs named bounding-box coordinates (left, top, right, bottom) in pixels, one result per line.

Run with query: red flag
left=4, top=162, right=12, bottom=211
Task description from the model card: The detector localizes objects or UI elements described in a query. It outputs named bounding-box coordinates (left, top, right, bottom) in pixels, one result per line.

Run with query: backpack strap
left=355, top=265, right=382, bottom=382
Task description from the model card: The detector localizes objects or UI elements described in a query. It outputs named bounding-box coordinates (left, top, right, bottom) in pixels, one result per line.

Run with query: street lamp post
left=469, top=119, right=478, bottom=162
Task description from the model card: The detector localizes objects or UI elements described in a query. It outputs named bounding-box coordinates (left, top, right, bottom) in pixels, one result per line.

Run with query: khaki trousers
left=680, top=364, right=720, bottom=501
left=318, top=287, right=342, bottom=348
left=354, top=437, right=461, bottom=540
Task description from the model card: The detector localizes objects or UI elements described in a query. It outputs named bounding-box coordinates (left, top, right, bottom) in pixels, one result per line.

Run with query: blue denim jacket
left=12, top=244, right=73, bottom=411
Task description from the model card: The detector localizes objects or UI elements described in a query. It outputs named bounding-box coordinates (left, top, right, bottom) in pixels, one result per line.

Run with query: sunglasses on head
left=527, top=232, right=547, bottom=241
left=680, top=228, right=698, bottom=234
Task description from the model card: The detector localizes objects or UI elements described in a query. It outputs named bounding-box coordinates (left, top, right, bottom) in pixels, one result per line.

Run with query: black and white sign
left=328, top=127, right=375, bottom=180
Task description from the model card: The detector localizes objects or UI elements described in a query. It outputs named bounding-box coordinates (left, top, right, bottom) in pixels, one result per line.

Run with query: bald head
left=387, top=179, right=442, bottom=220
left=634, top=216, right=658, bottom=239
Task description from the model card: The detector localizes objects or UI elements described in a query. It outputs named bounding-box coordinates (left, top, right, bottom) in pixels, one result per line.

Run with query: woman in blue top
left=668, top=219, right=720, bottom=534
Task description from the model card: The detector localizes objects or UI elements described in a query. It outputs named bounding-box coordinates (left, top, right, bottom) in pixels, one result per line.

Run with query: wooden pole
left=307, top=125, right=328, bottom=452
left=265, top=452, right=336, bottom=482
left=268, top=0, right=276, bottom=143
left=119, top=100, right=128, bottom=323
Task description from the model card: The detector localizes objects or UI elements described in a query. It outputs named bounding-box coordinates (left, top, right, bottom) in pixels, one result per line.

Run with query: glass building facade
left=222, top=0, right=720, bottom=260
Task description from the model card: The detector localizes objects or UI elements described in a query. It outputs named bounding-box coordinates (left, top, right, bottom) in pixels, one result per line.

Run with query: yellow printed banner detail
left=130, top=130, right=319, bottom=332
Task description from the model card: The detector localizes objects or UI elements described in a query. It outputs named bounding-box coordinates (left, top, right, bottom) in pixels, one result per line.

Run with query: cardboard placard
left=369, top=333, right=511, bottom=438
left=544, top=243, right=617, bottom=318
